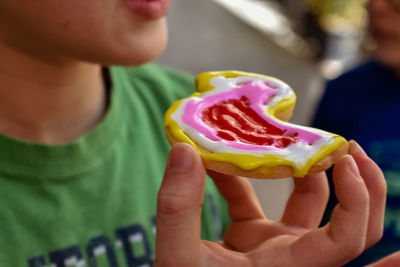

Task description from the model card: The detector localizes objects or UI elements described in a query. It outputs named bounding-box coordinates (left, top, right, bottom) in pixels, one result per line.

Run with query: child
left=0, top=0, right=390, bottom=266
left=313, top=0, right=400, bottom=265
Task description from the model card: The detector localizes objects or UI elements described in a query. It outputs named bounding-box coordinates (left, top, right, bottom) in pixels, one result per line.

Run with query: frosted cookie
left=164, top=71, right=348, bottom=178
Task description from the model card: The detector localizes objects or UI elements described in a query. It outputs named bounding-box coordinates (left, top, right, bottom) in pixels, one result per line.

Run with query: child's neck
left=0, top=46, right=107, bottom=144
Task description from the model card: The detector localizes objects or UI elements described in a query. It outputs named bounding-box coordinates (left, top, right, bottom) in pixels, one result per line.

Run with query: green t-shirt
left=0, top=64, right=229, bottom=266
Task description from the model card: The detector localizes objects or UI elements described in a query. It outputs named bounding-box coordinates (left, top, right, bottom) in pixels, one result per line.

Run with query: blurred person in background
left=313, top=0, right=400, bottom=265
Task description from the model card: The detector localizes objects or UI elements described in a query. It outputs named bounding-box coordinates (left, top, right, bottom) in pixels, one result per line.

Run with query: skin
left=367, top=251, right=400, bottom=267
left=368, top=0, right=400, bottom=76
left=0, top=0, right=167, bottom=143
left=0, top=0, right=391, bottom=265
left=155, top=140, right=387, bottom=267
left=361, top=1, right=400, bottom=264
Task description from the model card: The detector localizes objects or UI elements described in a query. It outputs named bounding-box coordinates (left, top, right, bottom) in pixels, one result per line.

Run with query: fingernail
left=345, top=155, right=361, bottom=177
left=168, top=144, right=194, bottom=172
left=350, top=140, right=368, bottom=157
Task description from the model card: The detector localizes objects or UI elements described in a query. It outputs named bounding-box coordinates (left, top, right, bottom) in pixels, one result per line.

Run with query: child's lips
left=126, top=0, right=170, bottom=20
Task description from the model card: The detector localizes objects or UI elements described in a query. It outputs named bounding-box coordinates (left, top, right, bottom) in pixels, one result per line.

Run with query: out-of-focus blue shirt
left=313, top=59, right=400, bottom=266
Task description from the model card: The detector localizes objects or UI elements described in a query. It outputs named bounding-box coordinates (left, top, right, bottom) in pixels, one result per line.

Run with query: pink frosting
left=181, top=80, right=321, bottom=151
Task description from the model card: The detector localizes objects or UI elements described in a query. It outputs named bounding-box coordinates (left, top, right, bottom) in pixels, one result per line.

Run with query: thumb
left=155, top=143, right=206, bottom=266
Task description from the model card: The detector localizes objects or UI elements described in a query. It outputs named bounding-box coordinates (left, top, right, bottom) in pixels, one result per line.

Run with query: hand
left=368, top=251, right=400, bottom=267
left=154, top=141, right=387, bottom=267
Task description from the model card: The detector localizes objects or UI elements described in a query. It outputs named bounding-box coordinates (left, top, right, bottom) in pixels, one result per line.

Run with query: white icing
left=170, top=75, right=335, bottom=168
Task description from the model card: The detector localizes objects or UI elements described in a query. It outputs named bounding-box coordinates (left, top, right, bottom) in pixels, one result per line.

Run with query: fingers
left=208, top=171, right=266, bottom=252
left=327, top=155, right=370, bottom=253
left=208, top=170, right=265, bottom=222
left=155, top=143, right=206, bottom=265
left=283, top=142, right=386, bottom=267
left=349, top=140, right=387, bottom=249
left=290, top=155, right=370, bottom=267
left=280, top=172, right=329, bottom=229
left=367, top=251, right=400, bottom=267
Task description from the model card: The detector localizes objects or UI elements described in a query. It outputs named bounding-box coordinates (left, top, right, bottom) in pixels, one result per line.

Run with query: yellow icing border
left=164, top=71, right=346, bottom=177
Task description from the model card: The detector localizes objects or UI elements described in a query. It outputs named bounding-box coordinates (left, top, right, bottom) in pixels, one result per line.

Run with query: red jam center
left=201, top=96, right=299, bottom=148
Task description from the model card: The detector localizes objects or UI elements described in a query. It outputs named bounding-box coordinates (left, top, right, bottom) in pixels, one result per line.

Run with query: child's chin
left=96, top=30, right=168, bottom=66
left=85, top=41, right=167, bottom=66
left=105, top=49, right=166, bottom=66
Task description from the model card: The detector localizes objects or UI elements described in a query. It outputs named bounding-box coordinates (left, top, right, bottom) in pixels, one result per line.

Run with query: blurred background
left=156, top=0, right=370, bottom=219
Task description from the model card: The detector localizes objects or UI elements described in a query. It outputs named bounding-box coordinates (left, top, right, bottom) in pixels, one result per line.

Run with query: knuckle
left=157, top=193, right=191, bottom=215
left=338, top=240, right=365, bottom=260
left=157, top=193, right=193, bottom=225
left=376, top=175, right=387, bottom=195
left=367, top=229, right=384, bottom=248
left=353, top=187, right=370, bottom=207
